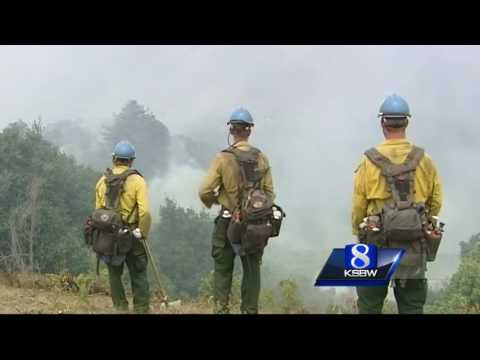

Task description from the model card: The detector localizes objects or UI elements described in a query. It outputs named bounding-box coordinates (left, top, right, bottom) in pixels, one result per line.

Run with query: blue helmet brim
left=378, top=113, right=411, bottom=118
left=227, top=120, right=254, bottom=126
left=112, top=153, right=136, bottom=160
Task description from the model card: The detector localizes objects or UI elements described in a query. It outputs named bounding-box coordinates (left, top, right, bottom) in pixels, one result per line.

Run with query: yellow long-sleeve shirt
left=95, top=165, right=152, bottom=238
left=352, top=138, right=443, bottom=235
left=199, top=140, right=275, bottom=210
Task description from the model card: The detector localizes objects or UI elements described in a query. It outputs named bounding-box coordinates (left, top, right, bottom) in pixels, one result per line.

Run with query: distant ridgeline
left=44, top=100, right=218, bottom=180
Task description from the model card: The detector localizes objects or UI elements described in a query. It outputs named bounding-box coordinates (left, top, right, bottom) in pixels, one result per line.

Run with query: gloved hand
left=132, top=228, right=142, bottom=239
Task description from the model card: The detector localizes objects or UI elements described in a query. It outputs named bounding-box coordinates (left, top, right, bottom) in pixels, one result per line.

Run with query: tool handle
left=141, top=238, right=169, bottom=304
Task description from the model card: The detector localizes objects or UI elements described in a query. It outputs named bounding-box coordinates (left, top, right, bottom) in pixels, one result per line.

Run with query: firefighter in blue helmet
left=94, top=141, right=153, bottom=313
left=199, top=108, right=276, bottom=314
left=353, top=95, right=443, bottom=314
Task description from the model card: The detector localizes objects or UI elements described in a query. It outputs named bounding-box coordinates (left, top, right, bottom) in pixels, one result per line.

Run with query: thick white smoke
left=148, top=163, right=215, bottom=224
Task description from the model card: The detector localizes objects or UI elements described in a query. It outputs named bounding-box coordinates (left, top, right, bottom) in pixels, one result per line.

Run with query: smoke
left=149, top=162, right=215, bottom=223
left=1, top=45, right=479, bottom=304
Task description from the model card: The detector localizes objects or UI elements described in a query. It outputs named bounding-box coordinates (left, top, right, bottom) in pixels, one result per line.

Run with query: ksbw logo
left=344, top=244, right=378, bottom=277
left=315, top=243, right=405, bottom=286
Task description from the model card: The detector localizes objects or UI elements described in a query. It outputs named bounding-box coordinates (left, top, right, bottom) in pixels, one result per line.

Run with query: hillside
left=0, top=272, right=315, bottom=314
left=0, top=273, right=211, bottom=314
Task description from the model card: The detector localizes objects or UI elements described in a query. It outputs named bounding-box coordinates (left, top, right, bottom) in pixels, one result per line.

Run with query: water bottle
left=273, top=209, right=282, bottom=220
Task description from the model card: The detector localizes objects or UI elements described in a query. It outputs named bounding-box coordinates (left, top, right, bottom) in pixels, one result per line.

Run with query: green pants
left=107, top=239, right=150, bottom=313
left=211, top=216, right=263, bottom=314
left=356, top=279, right=428, bottom=314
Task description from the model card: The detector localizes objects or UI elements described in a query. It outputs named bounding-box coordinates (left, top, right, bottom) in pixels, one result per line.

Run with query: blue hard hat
left=228, top=107, right=254, bottom=126
left=112, top=140, right=136, bottom=160
left=378, top=94, right=411, bottom=118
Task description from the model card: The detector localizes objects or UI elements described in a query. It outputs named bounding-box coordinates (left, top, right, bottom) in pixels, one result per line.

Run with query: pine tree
left=102, top=100, right=171, bottom=179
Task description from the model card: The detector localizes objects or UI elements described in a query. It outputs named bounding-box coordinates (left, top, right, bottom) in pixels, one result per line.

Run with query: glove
left=132, top=228, right=142, bottom=239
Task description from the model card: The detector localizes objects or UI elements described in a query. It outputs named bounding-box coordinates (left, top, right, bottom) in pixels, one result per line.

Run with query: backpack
left=364, top=146, right=429, bottom=276
left=222, top=145, right=285, bottom=256
left=84, top=168, right=141, bottom=259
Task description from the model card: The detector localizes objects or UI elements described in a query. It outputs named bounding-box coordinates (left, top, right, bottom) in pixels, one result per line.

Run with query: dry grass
left=0, top=272, right=213, bottom=314
left=0, top=272, right=313, bottom=314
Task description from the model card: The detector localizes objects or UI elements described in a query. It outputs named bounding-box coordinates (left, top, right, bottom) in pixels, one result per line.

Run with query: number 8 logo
left=351, top=244, right=370, bottom=269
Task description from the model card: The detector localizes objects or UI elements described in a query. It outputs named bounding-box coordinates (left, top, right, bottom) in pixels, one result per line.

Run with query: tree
left=44, top=119, right=100, bottom=168
left=460, top=233, right=480, bottom=259
left=0, top=120, right=100, bottom=274
left=171, top=135, right=219, bottom=170
left=44, top=103, right=218, bottom=176
left=150, top=198, right=214, bottom=298
left=102, top=100, right=171, bottom=179
left=427, top=232, right=480, bottom=313
left=8, top=175, right=43, bottom=272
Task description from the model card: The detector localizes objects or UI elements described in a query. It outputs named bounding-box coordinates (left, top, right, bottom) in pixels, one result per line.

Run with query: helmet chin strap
left=227, top=122, right=252, bottom=147
left=227, top=125, right=237, bottom=147
left=113, top=156, right=134, bottom=168
left=227, top=127, right=232, bottom=147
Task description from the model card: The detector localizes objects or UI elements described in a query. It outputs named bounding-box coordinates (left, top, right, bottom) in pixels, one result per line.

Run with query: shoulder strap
left=223, top=145, right=264, bottom=188
left=125, top=202, right=139, bottom=225
left=364, top=148, right=394, bottom=176
left=364, top=146, right=425, bottom=209
left=364, top=147, right=424, bottom=177
left=222, top=145, right=261, bottom=158
left=221, top=145, right=265, bottom=211
left=104, top=168, right=142, bottom=210
left=121, top=169, right=141, bottom=224
left=402, top=146, right=425, bottom=172
left=121, top=168, right=142, bottom=178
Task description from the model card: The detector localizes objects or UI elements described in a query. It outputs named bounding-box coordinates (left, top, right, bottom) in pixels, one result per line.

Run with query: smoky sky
left=1, top=45, right=479, bottom=284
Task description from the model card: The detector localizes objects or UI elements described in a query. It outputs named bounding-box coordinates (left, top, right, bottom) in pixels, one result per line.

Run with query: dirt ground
left=0, top=273, right=212, bottom=314
left=0, top=284, right=217, bottom=314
